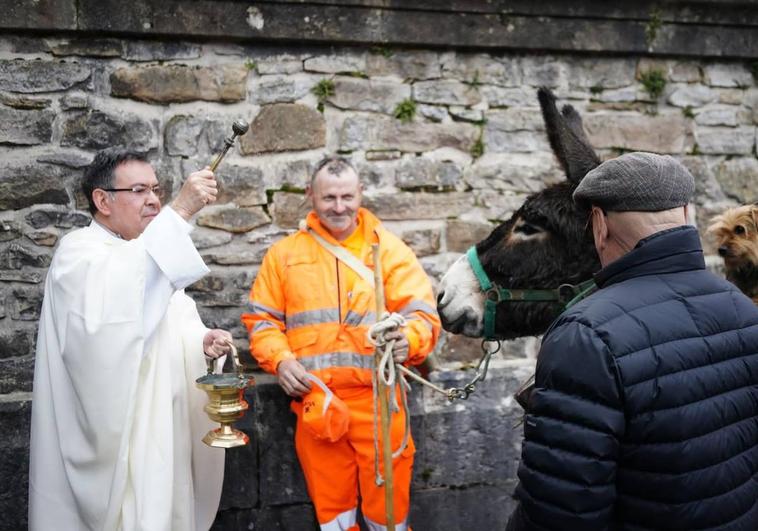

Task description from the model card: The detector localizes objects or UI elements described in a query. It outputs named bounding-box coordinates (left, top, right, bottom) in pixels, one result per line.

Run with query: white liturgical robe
left=29, top=207, right=224, bottom=531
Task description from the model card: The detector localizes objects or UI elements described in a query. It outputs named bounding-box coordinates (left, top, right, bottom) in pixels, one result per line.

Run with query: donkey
left=437, top=88, right=602, bottom=340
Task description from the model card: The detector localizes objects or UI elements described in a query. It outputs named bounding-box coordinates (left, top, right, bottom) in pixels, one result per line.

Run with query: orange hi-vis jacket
left=242, top=207, right=441, bottom=389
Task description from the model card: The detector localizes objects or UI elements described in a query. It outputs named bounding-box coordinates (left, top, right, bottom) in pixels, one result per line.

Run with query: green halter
left=465, top=246, right=597, bottom=340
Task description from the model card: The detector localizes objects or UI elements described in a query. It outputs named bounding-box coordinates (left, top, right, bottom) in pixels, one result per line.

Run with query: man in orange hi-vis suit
left=241, top=157, right=440, bottom=531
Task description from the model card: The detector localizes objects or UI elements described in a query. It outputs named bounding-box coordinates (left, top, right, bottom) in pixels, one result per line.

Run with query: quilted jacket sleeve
left=507, top=318, right=625, bottom=530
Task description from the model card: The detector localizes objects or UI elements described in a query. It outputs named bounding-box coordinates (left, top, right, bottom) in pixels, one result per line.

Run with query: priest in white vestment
left=29, top=149, right=229, bottom=531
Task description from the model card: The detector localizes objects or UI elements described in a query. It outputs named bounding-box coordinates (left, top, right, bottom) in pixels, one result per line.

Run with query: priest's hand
left=203, top=329, right=233, bottom=358
left=170, top=167, right=218, bottom=221
left=277, top=358, right=312, bottom=397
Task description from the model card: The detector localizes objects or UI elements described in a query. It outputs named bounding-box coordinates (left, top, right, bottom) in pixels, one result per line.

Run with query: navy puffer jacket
left=507, top=226, right=758, bottom=530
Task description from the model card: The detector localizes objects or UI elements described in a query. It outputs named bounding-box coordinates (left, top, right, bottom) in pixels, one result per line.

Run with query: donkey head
left=437, top=88, right=602, bottom=339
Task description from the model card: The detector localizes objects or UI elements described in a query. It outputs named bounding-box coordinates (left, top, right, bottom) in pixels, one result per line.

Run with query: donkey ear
left=538, top=87, right=600, bottom=186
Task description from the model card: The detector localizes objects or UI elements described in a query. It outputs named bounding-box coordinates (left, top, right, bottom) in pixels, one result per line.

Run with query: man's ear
left=92, top=189, right=112, bottom=217
left=591, top=206, right=608, bottom=252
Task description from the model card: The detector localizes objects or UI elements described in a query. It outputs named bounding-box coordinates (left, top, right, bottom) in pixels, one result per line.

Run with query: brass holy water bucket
left=195, top=343, right=255, bottom=448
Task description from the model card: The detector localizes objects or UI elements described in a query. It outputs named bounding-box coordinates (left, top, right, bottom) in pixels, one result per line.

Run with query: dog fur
left=707, top=204, right=758, bottom=305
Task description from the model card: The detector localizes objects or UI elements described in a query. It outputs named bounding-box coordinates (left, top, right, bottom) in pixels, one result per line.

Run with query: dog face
left=707, top=204, right=758, bottom=269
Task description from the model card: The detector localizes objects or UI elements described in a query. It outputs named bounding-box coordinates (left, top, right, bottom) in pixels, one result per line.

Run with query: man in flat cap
left=506, top=152, right=758, bottom=531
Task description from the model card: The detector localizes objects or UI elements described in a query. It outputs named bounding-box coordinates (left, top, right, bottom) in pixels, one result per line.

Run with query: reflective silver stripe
left=344, top=310, right=376, bottom=326
left=299, top=352, right=375, bottom=371
left=364, top=515, right=409, bottom=531
left=320, top=508, right=357, bottom=531
left=398, top=299, right=438, bottom=318
left=286, top=308, right=340, bottom=329
left=252, top=321, right=278, bottom=334
left=247, top=301, right=285, bottom=321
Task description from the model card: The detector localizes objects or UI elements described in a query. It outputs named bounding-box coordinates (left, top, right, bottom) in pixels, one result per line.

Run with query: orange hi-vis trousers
left=292, top=385, right=414, bottom=531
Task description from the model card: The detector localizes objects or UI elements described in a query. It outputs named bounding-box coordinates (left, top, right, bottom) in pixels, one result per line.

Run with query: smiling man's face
left=308, top=165, right=362, bottom=241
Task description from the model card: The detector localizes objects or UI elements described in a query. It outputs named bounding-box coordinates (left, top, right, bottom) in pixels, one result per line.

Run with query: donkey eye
left=734, top=225, right=745, bottom=235
left=517, top=223, right=542, bottom=235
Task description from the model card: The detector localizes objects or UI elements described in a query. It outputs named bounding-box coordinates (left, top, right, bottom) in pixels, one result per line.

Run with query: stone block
left=484, top=129, right=549, bottom=153
left=417, top=103, right=448, bottom=122
left=0, top=107, right=54, bottom=145
left=304, top=53, right=366, bottom=74
left=464, top=152, right=561, bottom=193
left=568, top=57, right=636, bottom=89
left=668, top=61, right=702, bottom=83
left=0, top=220, right=22, bottom=243
left=0, top=397, right=31, bottom=531
left=252, top=380, right=311, bottom=505
left=680, top=156, right=728, bottom=207
left=694, top=105, right=743, bottom=127
left=471, top=190, right=531, bottom=222
left=521, top=58, right=568, bottom=88
left=190, top=227, right=233, bottom=250
left=36, top=150, right=92, bottom=169
left=256, top=52, right=306, bottom=75
left=270, top=192, right=310, bottom=229
left=0, top=355, right=34, bottom=393
left=486, top=108, right=545, bottom=132
left=60, top=93, right=89, bottom=110
left=584, top=112, right=688, bottom=153
left=442, top=53, right=521, bottom=86
left=382, top=222, right=443, bottom=258
left=704, top=64, right=753, bottom=88
left=667, top=85, right=718, bottom=108
left=340, top=115, right=478, bottom=153
left=111, top=65, right=247, bottom=103
left=410, top=483, right=518, bottom=530
left=214, top=165, right=267, bottom=207
left=695, top=126, right=755, bottom=155
left=60, top=109, right=156, bottom=152
left=212, top=504, right=318, bottom=531
left=363, top=192, right=474, bottom=221
left=449, top=106, right=484, bottom=123
left=202, top=244, right=269, bottom=266
left=250, top=74, right=313, bottom=104
left=446, top=219, right=494, bottom=253
left=49, top=38, right=122, bottom=57
left=241, top=104, right=326, bottom=154
left=164, top=115, right=204, bottom=157
left=122, top=40, right=202, bottom=62
left=0, top=93, right=51, bottom=110
left=0, top=59, right=91, bottom=93
left=481, top=86, right=538, bottom=108
left=366, top=50, right=442, bottom=81
left=0, top=325, right=34, bottom=359
left=592, top=86, right=637, bottom=103
left=197, top=206, right=270, bottom=233
left=714, top=157, right=758, bottom=203
left=414, top=80, right=481, bottom=106
left=328, top=78, right=410, bottom=114
left=0, top=161, right=71, bottom=211
left=25, top=207, right=90, bottom=229
left=10, top=286, right=45, bottom=321
left=395, top=158, right=463, bottom=190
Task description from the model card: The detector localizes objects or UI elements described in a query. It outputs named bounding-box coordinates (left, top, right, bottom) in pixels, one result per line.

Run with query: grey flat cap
left=573, top=152, right=695, bottom=212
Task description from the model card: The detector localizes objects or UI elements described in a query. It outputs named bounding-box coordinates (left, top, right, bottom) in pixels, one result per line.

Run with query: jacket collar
left=594, top=225, right=705, bottom=289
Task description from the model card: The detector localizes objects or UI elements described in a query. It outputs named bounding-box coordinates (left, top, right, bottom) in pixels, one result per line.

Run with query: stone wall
left=1, top=3, right=758, bottom=529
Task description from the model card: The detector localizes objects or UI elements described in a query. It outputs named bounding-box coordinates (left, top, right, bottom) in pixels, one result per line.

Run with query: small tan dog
left=708, top=204, right=758, bottom=304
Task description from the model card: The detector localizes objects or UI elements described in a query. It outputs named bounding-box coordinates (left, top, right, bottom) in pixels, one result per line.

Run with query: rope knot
left=367, top=312, right=406, bottom=347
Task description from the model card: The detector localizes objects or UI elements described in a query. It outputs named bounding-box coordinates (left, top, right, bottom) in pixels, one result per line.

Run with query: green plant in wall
left=393, top=99, right=417, bottom=123
left=312, top=78, right=335, bottom=113
left=682, top=106, right=695, bottom=119
left=470, top=128, right=485, bottom=159
left=640, top=69, right=666, bottom=99
left=645, top=7, right=663, bottom=48
left=370, top=45, right=394, bottom=58
left=244, top=59, right=257, bottom=72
